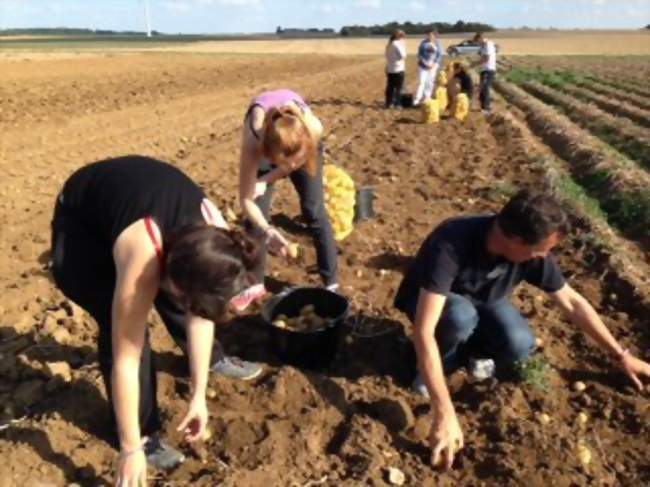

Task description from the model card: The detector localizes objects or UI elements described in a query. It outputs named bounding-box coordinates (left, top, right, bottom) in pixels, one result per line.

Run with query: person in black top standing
left=51, top=156, right=263, bottom=485
left=394, top=190, right=650, bottom=471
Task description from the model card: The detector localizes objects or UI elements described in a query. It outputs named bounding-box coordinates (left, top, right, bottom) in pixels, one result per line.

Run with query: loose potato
left=273, top=320, right=288, bottom=329
left=287, top=243, right=300, bottom=259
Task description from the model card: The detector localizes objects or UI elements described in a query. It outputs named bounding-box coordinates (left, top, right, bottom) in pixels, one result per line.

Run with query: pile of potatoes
left=272, top=304, right=328, bottom=332
left=323, top=164, right=356, bottom=241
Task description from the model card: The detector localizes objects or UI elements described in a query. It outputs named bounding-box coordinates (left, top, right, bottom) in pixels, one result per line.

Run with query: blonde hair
left=262, top=105, right=318, bottom=177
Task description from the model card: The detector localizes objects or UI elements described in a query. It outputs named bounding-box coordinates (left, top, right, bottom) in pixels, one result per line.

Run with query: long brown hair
left=387, top=29, right=406, bottom=48
left=261, top=105, right=318, bottom=177
left=163, top=225, right=261, bottom=321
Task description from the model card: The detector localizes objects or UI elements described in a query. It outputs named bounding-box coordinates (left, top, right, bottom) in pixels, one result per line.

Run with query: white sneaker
left=468, top=358, right=495, bottom=381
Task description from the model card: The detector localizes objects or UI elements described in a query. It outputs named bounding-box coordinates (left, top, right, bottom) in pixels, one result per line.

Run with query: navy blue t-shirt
left=394, top=215, right=566, bottom=318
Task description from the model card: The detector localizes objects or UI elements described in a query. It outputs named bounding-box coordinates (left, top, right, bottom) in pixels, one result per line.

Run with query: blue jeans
left=435, top=293, right=535, bottom=374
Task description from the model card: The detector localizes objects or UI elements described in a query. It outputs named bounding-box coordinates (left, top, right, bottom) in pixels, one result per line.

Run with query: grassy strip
left=519, top=81, right=650, bottom=169
left=575, top=79, right=650, bottom=112
left=560, top=84, right=650, bottom=129
left=505, top=68, right=650, bottom=128
left=494, top=79, right=650, bottom=244
left=488, top=108, right=650, bottom=314
left=585, top=74, right=650, bottom=100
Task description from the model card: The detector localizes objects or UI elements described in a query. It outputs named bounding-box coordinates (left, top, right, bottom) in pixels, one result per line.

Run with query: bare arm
left=551, top=284, right=624, bottom=357
left=186, top=315, right=214, bottom=400
left=413, top=290, right=453, bottom=413
left=175, top=314, right=214, bottom=442
left=302, top=108, right=323, bottom=140
left=551, top=283, right=650, bottom=389
left=111, top=220, right=161, bottom=451
left=413, top=289, right=464, bottom=469
left=239, top=118, right=272, bottom=232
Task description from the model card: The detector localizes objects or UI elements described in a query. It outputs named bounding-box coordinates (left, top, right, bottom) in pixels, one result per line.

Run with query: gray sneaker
left=144, top=436, right=185, bottom=470
left=211, top=355, right=263, bottom=381
left=412, top=373, right=430, bottom=398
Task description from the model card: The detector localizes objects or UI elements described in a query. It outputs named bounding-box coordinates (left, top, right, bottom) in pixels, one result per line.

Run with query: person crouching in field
left=447, top=62, right=474, bottom=113
left=394, top=190, right=650, bottom=470
left=384, top=30, right=406, bottom=109
left=51, top=156, right=264, bottom=485
left=236, top=89, right=338, bottom=308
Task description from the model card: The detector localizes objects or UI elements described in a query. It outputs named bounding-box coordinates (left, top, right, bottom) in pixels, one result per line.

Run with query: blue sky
left=1, top=0, right=649, bottom=33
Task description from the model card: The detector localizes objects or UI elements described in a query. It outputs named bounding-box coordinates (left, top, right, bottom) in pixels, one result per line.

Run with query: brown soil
left=1, top=53, right=649, bottom=487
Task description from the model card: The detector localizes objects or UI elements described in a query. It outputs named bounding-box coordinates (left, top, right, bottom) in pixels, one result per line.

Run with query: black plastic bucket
left=400, top=93, right=414, bottom=108
left=262, top=287, right=349, bottom=369
left=354, top=187, right=375, bottom=223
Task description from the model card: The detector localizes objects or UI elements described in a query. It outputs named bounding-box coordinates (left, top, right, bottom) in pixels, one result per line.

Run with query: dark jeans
left=479, top=70, right=495, bottom=111
left=404, top=293, right=534, bottom=375
left=50, top=198, right=220, bottom=442
left=250, top=155, right=338, bottom=287
left=385, top=71, right=405, bottom=108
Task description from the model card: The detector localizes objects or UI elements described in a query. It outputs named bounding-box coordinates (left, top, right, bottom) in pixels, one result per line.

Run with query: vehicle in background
left=447, top=39, right=500, bottom=57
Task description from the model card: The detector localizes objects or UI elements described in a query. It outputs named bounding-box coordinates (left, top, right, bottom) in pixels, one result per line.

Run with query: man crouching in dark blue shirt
left=394, top=190, right=650, bottom=470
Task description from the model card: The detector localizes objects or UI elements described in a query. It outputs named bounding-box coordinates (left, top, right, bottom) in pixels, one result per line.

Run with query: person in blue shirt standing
left=413, top=31, right=438, bottom=106
left=432, top=31, right=444, bottom=90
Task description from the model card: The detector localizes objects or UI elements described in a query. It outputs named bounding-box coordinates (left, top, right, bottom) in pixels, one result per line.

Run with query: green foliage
left=554, top=172, right=607, bottom=222
left=514, top=355, right=550, bottom=391
left=580, top=171, right=650, bottom=238
left=488, top=181, right=518, bottom=200
left=340, top=20, right=496, bottom=37
left=505, top=68, right=584, bottom=88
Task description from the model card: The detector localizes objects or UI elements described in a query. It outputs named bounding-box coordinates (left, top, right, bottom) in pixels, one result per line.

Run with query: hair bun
left=228, top=229, right=261, bottom=271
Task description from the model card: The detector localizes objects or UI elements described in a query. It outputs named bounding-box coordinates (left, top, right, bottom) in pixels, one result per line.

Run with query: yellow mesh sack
left=435, top=86, right=448, bottom=112
left=322, top=164, right=356, bottom=241
left=454, top=93, right=469, bottom=121
left=437, top=70, right=448, bottom=86
left=421, top=99, right=440, bottom=124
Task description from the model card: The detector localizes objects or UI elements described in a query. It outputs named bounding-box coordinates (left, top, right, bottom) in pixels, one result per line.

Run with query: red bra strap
left=144, top=217, right=164, bottom=270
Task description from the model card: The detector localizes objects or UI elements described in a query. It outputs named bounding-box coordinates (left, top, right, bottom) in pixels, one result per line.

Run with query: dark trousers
left=385, top=71, right=405, bottom=108
left=50, top=198, right=214, bottom=441
left=479, top=70, right=495, bottom=111
left=250, top=155, right=338, bottom=286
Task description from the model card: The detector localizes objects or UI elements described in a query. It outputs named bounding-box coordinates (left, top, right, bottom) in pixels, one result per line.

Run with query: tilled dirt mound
left=0, top=54, right=648, bottom=487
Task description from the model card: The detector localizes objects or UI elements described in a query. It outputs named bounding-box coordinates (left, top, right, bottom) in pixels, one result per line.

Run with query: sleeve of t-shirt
left=418, top=239, right=460, bottom=295
left=523, top=254, right=566, bottom=293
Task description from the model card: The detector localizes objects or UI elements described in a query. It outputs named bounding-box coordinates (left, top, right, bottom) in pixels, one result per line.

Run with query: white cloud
left=316, top=3, right=339, bottom=14
left=197, top=0, right=261, bottom=5
left=410, top=1, right=427, bottom=11
left=163, top=1, right=192, bottom=13
left=355, top=0, right=381, bottom=9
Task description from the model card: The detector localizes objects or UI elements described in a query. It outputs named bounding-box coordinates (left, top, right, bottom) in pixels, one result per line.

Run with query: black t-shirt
left=394, top=215, right=566, bottom=317
left=454, top=71, right=473, bottom=96
left=61, top=155, right=205, bottom=246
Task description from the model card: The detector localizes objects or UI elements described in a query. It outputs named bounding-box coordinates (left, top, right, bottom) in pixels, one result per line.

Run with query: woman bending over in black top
left=51, top=155, right=262, bottom=486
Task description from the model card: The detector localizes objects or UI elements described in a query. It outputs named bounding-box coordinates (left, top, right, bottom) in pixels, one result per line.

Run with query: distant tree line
left=0, top=27, right=161, bottom=36
left=276, top=27, right=336, bottom=37
left=340, top=20, right=496, bottom=37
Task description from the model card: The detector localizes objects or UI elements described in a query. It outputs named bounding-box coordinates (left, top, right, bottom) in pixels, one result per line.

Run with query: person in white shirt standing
left=384, top=30, right=407, bottom=109
left=474, top=32, right=497, bottom=114
left=413, top=31, right=438, bottom=106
